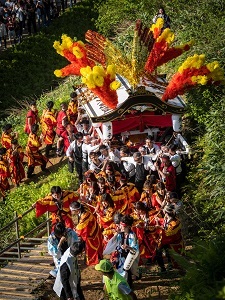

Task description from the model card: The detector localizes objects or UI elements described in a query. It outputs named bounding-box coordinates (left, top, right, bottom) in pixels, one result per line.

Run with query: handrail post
left=46, top=211, right=50, bottom=237
left=14, top=211, right=21, bottom=259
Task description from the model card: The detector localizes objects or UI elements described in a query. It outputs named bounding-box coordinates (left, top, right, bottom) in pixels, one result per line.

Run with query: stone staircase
left=0, top=242, right=52, bottom=300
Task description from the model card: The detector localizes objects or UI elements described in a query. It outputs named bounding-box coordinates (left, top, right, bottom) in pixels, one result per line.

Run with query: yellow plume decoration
left=92, top=72, right=104, bottom=87
left=178, top=54, right=206, bottom=73
left=107, top=64, right=116, bottom=80
left=93, top=65, right=106, bottom=77
left=150, top=17, right=164, bottom=32
left=191, top=75, right=208, bottom=85
left=53, top=41, right=64, bottom=56
left=80, top=66, right=92, bottom=77
left=72, top=46, right=84, bottom=59
left=61, top=34, right=73, bottom=49
left=54, top=70, right=63, bottom=77
left=110, top=81, right=121, bottom=90
left=157, top=28, right=175, bottom=45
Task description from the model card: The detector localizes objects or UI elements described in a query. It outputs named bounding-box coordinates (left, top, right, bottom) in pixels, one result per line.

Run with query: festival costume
left=67, top=102, right=78, bottom=125
left=1, top=132, right=13, bottom=149
left=160, top=164, right=176, bottom=192
left=102, top=223, right=118, bottom=249
left=160, top=217, right=184, bottom=252
left=118, top=183, right=140, bottom=213
left=56, top=111, right=67, bottom=136
left=35, top=190, right=79, bottom=229
left=7, top=145, right=25, bottom=185
left=110, top=189, right=128, bottom=214
left=41, top=110, right=57, bottom=145
left=151, top=192, right=163, bottom=210
left=156, top=216, right=184, bottom=270
left=60, top=130, right=76, bottom=153
left=26, top=133, right=48, bottom=176
left=75, top=209, right=103, bottom=265
left=24, top=109, right=39, bottom=134
left=139, top=191, right=153, bottom=209
left=0, top=159, right=10, bottom=198
left=104, top=271, right=132, bottom=300
left=97, top=206, right=116, bottom=229
left=132, top=212, right=161, bottom=262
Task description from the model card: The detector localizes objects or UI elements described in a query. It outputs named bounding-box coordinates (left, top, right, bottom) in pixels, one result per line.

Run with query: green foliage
left=186, top=94, right=225, bottom=235
left=0, top=0, right=97, bottom=115
left=169, top=235, right=225, bottom=300
left=95, top=0, right=159, bottom=36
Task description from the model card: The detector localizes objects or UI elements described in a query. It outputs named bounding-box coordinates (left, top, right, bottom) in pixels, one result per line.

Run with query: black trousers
left=60, top=278, right=85, bottom=300
left=155, top=245, right=171, bottom=270
left=68, top=161, right=83, bottom=183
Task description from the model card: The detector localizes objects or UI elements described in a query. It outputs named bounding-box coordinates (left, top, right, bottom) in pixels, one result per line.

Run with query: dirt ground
left=34, top=256, right=181, bottom=300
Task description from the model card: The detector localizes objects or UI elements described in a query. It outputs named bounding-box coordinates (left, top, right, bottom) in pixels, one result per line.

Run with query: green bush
left=0, top=0, right=97, bottom=115
left=169, top=235, right=225, bottom=300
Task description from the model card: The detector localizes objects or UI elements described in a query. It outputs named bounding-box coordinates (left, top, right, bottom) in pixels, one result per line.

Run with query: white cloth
left=53, top=248, right=80, bottom=299
left=170, top=153, right=182, bottom=174
left=121, top=155, right=156, bottom=171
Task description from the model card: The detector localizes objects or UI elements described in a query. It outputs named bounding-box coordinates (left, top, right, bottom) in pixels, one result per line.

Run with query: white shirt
left=170, top=153, right=182, bottom=174
left=121, top=155, right=156, bottom=171
left=82, top=142, right=99, bottom=164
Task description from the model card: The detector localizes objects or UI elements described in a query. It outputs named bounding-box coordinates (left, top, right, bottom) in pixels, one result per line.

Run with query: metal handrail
left=0, top=207, right=51, bottom=260
left=0, top=207, right=34, bottom=234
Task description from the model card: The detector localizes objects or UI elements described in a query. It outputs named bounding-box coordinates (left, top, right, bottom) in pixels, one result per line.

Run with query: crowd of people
left=0, top=88, right=186, bottom=298
left=0, top=0, right=79, bottom=49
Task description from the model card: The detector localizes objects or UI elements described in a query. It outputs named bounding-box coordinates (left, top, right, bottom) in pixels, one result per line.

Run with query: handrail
left=0, top=218, right=51, bottom=256
left=0, top=207, right=51, bottom=261
left=0, top=206, right=34, bottom=234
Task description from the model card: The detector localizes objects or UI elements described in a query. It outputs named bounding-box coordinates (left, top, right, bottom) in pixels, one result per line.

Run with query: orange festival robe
left=0, top=159, right=10, bottom=197
left=7, top=146, right=25, bottom=185
left=41, top=110, right=57, bottom=145
left=159, top=217, right=184, bottom=255
left=26, top=133, right=48, bottom=166
left=132, top=212, right=161, bottom=262
left=35, top=190, right=79, bottom=229
left=75, top=209, right=103, bottom=265
left=1, top=132, right=13, bottom=150
left=119, top=183, right=140, bottom=213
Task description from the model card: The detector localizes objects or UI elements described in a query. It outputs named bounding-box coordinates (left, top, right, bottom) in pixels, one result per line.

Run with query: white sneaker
left=49, top=269, right=57, bottom=278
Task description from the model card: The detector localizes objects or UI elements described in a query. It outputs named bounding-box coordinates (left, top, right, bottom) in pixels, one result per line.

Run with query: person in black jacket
left=53, top=240, right=85, bottom=300
left=66, top=132, right=83, bottom=184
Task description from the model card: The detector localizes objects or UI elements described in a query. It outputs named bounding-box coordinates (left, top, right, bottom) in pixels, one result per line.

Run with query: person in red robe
left=132, top=201, right=161, bottom=264
left=24, top=101, right=39, bottom=135
left=56, top=102, right=68, bottom=137
left=1, top=124, right=18, bottom=150
left=69, top=201, right=103, bottom=266
left=118, top=174, right=140, bottom=213
left=0, top=147, right=10, bottom=201
left=41, top=101, right=57, bottom=157
left=155, top=203, right=184, bottom=272
left=95, top=193, right=115, bottom=229
left=56, top=123, right=76, bottom=157
left=156, top=155, right=176, bottom=192
left=26, top=124, right=48, bottom=178
left=7, top=139, right=25, bottom=187
left=33, top=186, right=79, bottom=230
left=67, top=92, right=78, bottom=125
